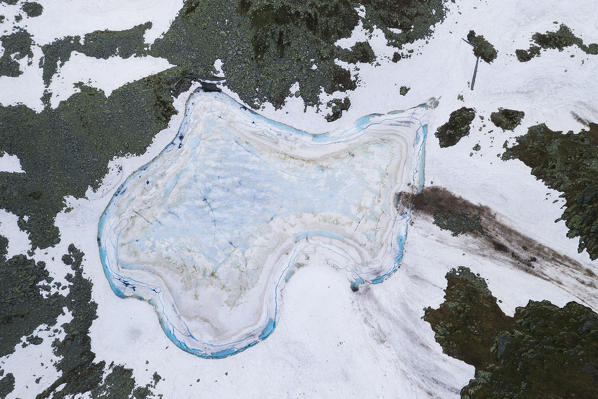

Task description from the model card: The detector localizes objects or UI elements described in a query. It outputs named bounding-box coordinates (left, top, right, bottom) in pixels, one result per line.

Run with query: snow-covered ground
left=1, top=0, right=597, bottom=397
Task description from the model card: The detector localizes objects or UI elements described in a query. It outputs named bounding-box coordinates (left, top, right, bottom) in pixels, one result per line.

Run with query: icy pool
left=98, top=90, right=429, bottom=358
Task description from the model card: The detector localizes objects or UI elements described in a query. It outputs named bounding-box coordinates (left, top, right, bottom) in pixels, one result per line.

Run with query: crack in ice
left=98, top=90, right=430, bottom=358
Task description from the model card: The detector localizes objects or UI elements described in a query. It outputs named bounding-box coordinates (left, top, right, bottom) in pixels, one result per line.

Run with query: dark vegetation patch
left=325, top=97, right=351, bottom=122
left=0, top=28, right=33, bottom=77
left=503, top=123, right=598, bottom=260
left=516, top=24, right=598, bottom=62
left=435, top=107, right=476, bottom=147
left=21, top=1, right=43, bottom=17
left=490, top=108, right=524, bottom=131
left=425, top=267, right=598, bottom=399
left=40, top=22, right=152, bottom=87
left=466, top=30, right=497, bottom=63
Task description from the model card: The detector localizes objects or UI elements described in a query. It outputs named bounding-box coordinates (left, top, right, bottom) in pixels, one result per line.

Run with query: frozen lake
left=98, top=90, right=429, bottom=358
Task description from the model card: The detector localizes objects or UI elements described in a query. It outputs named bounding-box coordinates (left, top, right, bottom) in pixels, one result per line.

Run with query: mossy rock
left=515, top=45, right=541, bottom=62
left=425, top=266, right=598, bottom=399
left=325, top=97, right=351, bottom=122
left=21, top=2, right=43, bottom=17
left=490, top=108, right=524, bottom=131
left=533, top=24, right=582, bottom=51
left=467, top=30, right=497, bottom=63
left=435, top=107, right=476, bottom=147
left=424, top=267, right=513, bottom=369
left=516, top=24, right=598, bottom=62
left=462, top=300, right=598, bottom=399
left=339, top=41, right=376, bottom=64
left=503, top=123, right=598, bottom=259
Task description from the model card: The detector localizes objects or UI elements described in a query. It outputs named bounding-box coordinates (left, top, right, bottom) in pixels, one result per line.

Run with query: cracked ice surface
left=98, top=90, right=429, bottom=358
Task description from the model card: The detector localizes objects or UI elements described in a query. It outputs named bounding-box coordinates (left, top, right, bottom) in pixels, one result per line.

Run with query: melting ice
left=98, top=90, right=429, bottom=358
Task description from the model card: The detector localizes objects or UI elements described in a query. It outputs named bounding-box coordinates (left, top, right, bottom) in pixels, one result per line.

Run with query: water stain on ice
left=98, top=90, right=430, bottom=358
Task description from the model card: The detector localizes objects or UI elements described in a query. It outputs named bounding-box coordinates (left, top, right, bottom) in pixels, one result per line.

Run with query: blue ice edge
left=97, top=90, right=430, bottom=359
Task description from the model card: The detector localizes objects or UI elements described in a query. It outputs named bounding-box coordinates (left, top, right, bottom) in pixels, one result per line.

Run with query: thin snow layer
left=0, top=152, right=24, bottom=173
left=98, top=90, right=429, bottom=358
left=0, top=45, right=46, bottom=112
left=0, top=210, right=30, bottom=257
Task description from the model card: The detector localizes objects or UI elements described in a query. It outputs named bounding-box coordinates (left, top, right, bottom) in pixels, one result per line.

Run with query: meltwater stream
left=98, top=90, right=430, bottom=358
